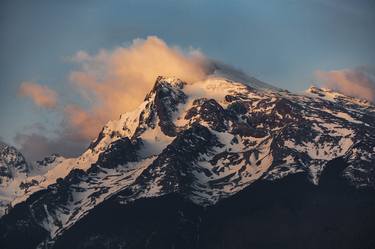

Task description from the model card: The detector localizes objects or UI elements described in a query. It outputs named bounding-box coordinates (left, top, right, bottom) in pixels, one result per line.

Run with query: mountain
left=0, top=140, right=66, bottom=216
left=0, top=142, right=30, bottom=216
left=0, top=75, right=375, bottom=249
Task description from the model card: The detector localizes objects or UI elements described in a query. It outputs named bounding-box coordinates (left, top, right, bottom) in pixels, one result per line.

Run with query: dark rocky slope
left=48, top=159, right=375, bottom=249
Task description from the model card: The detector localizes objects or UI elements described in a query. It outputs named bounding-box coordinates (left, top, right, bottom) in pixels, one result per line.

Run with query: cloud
left=18, top=81, right=58, bottom=108
left=16, top=36, right=214, bottom=160
left=67, top=36, right=211, bottom=140
left=13, top=122, right=87, bottom=161
left=63, top=105, right=105, bottom=142
left=315, top=67, right=375, bottom=102
left=14, top=132, right=87, bottom=161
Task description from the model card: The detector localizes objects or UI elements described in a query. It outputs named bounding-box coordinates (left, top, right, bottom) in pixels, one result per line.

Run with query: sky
left=0, top=0, right=375, bottom=161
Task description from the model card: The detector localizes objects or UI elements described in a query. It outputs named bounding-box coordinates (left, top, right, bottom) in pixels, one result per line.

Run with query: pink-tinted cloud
left=63, top=105, right=105, bottom=142
left=16, top=37, right=213, bottom=160
left=315, top=67, right=375, bottom=102
left=18, top=81, right=58, bottom=108
left=67, top=36, right=211, bottom=140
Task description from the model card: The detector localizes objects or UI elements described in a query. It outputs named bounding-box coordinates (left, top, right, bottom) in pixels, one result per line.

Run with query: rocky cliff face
left=1, top=75, right=374, bottom=249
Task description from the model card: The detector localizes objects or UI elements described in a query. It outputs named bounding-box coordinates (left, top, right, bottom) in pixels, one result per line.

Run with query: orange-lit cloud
left=315, top=68, right=375, bottom=102
left=18, top=82, right=58, bottom=108
left=16, top=37, right=215, bottom=160
left=63, top=105, right=105, bottom=142
left=67, top=36, right=211, bottom=140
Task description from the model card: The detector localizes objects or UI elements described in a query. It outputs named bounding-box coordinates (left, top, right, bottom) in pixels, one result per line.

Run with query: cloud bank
left=16, top=36, right=213, bottom=160
left=315, top=67, right=375, bottom=103
left=18, top=82, right=58, bottom=108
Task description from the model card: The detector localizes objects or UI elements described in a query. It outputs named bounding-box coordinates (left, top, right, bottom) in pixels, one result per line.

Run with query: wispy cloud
left=315, top=67, right=375, bottom=103
left=18, top=81, right=58, bottom=108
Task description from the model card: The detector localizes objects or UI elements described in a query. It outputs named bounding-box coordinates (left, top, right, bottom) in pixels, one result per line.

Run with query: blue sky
left=0, top=0, right=374, bottom=158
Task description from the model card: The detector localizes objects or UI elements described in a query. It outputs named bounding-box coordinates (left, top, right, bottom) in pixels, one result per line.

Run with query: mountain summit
left=1, top=75, right=375, bottom=249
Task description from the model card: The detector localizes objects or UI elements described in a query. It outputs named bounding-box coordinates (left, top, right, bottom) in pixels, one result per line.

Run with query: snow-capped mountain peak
left=1, top=75, right=374, bottom=248
left=0, top=142, right=30, bottom=216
